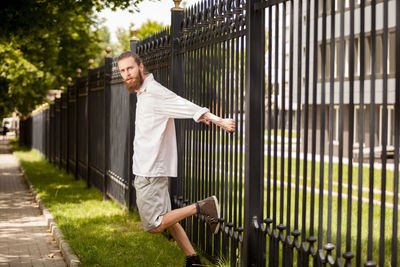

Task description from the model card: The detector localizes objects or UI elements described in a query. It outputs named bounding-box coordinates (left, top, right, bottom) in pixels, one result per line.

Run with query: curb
left=19, top=166, right=82, bottom=267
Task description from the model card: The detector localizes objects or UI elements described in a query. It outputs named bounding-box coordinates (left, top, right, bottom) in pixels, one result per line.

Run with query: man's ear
left=139, top=63, right=144, bottom=72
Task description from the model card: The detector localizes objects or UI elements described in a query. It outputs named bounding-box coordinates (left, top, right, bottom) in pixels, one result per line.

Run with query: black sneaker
left=184, top=254, right=204, bottom=267
left=197, top=196, right=220, bottom=234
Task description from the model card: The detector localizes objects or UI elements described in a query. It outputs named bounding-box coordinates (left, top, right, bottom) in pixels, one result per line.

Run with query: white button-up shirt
left=132, top=74, right=209, bottom=177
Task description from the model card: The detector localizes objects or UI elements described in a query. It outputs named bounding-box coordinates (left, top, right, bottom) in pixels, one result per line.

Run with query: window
left=354, top=37, right=359, bottom=77
left=354, top=105, right=365, bottom=146
left=376, top=34, right=383, bottom=75
left=379, top=105, right=395, bottom=147
left=335, top=41, right=340, bottom=79
left=345, top=39, right=350, bottom=78
left=318, top=44, right=322, bottom=79
left=365, top=36, right=372, bottom=76
left=333, top=105, right=339, bottom=143
left=389, top=31, right=396, bottom=75
left=326, top=42, right=331, bottom=79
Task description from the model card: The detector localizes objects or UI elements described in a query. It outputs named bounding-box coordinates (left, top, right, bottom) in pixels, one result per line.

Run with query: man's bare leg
left=148, top=204, right=197, bottom=234
left=167, top=223, right=195, bottom=256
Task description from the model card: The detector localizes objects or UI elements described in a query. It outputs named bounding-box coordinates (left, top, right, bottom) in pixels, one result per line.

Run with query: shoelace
left=205, top=215, right=218, bottom=224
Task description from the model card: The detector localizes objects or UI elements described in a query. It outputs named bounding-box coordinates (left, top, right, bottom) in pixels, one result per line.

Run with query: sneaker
left=197, top=196, right=220, bottom=234
left=184, top=254, right=204, bottom=267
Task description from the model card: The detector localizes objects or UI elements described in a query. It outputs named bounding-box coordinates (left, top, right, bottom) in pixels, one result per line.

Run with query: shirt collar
left=138, top=73, right=154, bottom=95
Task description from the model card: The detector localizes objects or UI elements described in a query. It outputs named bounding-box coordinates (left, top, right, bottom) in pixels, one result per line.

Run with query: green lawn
left=183, top=133, right=400, bottom=266
left=10, top=140, right=215, bottom=267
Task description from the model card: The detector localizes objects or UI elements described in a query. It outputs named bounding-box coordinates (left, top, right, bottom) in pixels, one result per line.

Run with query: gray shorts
left=134, top=176, right=171, bottom=231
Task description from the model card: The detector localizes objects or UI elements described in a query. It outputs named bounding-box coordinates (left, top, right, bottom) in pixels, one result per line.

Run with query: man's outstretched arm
left=198, top=112, right=236, bottom=133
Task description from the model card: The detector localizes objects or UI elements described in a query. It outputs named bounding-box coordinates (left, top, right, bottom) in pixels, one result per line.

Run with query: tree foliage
left=0, top=0, right=155, bottom=119
left=114, top=20, right=165, bottom=55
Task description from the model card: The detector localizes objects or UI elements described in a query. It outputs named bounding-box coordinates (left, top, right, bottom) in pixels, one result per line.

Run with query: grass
left=182, top=133, right=400, bottom=265
left=9, top=139, right=215, bottom=267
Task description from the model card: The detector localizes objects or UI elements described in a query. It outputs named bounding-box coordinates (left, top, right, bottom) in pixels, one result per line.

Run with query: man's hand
left=199, top=112, right=236, bottom=133
left=219, top=118, right=235, bottom=133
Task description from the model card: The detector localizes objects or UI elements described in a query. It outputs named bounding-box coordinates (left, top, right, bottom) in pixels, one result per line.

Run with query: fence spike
left=130, top=27, right=139, bottom=41
left=172, top=0, right=183, bottom=11
left=88, top=59, right=94, bottom=69
left=105, top=47, right=112, bottom=58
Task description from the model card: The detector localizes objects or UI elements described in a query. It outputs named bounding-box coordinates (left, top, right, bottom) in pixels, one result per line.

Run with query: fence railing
left=19, top=0, right=400, bottom=266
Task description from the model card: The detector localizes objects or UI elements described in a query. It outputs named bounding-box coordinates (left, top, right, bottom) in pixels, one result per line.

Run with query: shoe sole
left=211, top=195, right=220, bottom=234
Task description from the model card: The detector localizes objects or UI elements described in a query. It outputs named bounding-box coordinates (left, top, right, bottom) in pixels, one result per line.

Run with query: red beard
left=124, top=71, right=144, bottom=93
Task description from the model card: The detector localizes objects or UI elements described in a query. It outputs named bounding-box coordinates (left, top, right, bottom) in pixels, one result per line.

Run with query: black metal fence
left=19, top=0, right=400, bottom=266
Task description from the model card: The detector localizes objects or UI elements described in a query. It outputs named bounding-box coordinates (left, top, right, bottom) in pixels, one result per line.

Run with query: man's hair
left=118, top=51, right=149, bottom=75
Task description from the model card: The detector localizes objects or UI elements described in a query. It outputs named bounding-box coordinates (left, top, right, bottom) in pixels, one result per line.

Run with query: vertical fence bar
left=279, top=4, right=287, bottom=265
left=194, top=4, right=200, bottom=247
left=75, top=69, right=81, bottom=181
left=188, top=7, right=195, bottom=245
left=214, top=4, right=222, bottom=258
left=200, top=2, right=206, bottom=253
left=127, top=39, right=138, bottom=210
left=65, top=83, right=70, bottom=173
left=233, top=1, right=241, bottom=263
left=266, top=2, right=273, bottom=263
left=378, top=0, right=389, bottom=266
left=301, top=0, right=310, bottom=260
left=243, top=0, right=264, bottom=266
left=285, top=0, right=295, bottom=266
left=318, top=0, right=327, bottom=258
left=228, top=1, right=235, bottom=260
left=327, top=0, right=335, bottom=249
left=104, top=48, right=112, bottom=201
left=238, top=0, right=244, bottom=237
left=392, top=1, right=400, bottom=265
left=56, top=98, right=61, bottom=168
left=293, top=1, right=303, bottom=262
left=367, top=0, right=376, bottom=264
left=206, top=1, right=213, bottom=256
left=336, top=0, right=345, bottom=260
left=300, top=0, right=311, bottom=263
left=309, top=0, right=319, bottom=260
left=356, top=0, right=365, bottom=265
left=171, top=2, right=184, bottom=211
left=266, top=1, right=272, bottom=234
left=272, top=3, right=280, bottom=266
left=344, top=0, right=355, bottom=265
left=87, top=61, right=93, bottom=188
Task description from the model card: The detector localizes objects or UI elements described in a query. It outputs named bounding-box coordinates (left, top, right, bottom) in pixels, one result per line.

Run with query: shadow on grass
left=10, top=144, right=192, bottom=267
left=60, top=214, right=184, bottom=267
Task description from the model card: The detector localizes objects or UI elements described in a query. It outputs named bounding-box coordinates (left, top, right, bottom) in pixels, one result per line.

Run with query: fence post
left=127, top=31, right=139, bottom=210
left=18, top=119, right=24, bottom=147
left=45, top=109, right=49, bottom=159
left=104, top=47, right=112, bottom=201
left=66, top=77, right=72, bottom=174
left=50, top=105, right=53, bottom=163
left=243, top=0, right=265, bottom=266
left=75, top=68, right=81, bottom=180
left=170, top=0, right=184, bottom=209
left=57, top=95, right=62, bottom=168
left=60, top=86, right=65, bottom=169
left=87, top=59, right=94, bottom=188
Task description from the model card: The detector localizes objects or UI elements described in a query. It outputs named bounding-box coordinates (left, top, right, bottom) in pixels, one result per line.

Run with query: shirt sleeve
left=152, top=84, right=209, bottom=122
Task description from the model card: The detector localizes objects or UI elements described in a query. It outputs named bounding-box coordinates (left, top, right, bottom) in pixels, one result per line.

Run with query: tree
left=0, top=0, right=157, bottom=119
left=114, top=20, right=165, bottom=55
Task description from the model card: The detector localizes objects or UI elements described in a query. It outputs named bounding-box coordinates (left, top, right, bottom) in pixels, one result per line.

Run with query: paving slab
left=0, top=140, right=66, bottom=267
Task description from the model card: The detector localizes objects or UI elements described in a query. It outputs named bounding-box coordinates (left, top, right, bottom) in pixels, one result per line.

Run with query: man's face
left=118, top=56, right=144, bottom=93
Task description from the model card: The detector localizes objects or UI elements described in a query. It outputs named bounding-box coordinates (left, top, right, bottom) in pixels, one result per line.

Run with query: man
left=117, top=51, right=235, bottom=267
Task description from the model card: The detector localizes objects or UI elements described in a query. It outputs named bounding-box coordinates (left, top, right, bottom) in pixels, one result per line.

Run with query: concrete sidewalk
left=0, top=140, right=66, bottom=267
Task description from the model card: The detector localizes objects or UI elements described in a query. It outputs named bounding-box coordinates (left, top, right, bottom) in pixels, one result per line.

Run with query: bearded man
left=117, top=51, right=235, bottom=267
